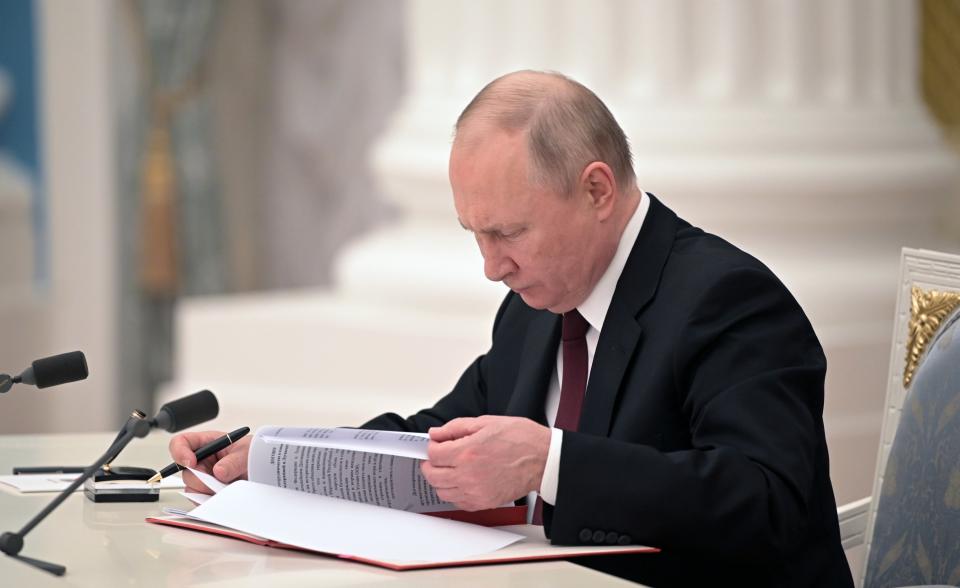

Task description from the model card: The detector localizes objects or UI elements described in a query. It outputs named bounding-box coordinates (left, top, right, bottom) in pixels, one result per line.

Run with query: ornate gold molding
left=904, top=286, right=960, bottom=388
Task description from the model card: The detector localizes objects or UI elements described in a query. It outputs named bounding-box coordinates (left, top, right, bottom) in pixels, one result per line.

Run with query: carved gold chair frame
left=838, top=247, right=960, bottom=586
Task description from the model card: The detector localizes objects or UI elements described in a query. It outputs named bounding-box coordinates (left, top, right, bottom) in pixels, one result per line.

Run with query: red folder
left=146, top=507, right=658, bottom=571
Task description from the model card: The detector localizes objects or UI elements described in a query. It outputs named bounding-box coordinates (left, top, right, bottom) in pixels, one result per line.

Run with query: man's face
left=449, top=128, right=604, bottom=314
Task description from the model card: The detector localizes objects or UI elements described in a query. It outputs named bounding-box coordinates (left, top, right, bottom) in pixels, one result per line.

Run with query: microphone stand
left=0, top=411, right=155, bottom=576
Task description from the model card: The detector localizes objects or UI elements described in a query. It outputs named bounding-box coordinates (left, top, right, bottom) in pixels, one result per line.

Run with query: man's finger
left=429, top=418, right=483, bottom=442
left=211, top=449, right=248, bottom=482
left=213, top=436, right=251, bottom=464
left=168, top=436, right=198, bottom=468
left=193, top=453, right=220, bottom=475
left=427, top=438, right=465, bottom=466
left=420, top=461, right=458, bottom=489
left=435, top=487, right=463, bottom=504
left=168, top=431, right=225, bottom=468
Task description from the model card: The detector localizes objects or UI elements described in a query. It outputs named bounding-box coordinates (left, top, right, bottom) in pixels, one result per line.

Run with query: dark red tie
left=533, top=309, right=590, bottom=525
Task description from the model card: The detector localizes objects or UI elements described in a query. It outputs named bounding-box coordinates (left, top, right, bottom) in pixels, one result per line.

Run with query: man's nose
left=478, top=238, right=515, bottom=282
left=484, top=256, right=513, bottom=282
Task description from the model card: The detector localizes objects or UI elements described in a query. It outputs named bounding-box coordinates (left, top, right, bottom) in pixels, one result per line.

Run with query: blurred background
left=1, top=0, right=959, bottom=507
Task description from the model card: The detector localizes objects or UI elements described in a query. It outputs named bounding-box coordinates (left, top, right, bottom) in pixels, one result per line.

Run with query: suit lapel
left=578, top=194, right=678, bottom=436
left=506, top=311, right=561, bottom=425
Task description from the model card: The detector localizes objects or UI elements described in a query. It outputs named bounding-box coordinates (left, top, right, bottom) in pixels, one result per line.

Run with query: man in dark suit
left=171, top=70, right=853, bottom=587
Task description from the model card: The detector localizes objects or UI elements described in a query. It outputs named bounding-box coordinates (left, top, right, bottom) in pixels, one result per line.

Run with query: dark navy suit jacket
left=364, top=194, right=854, bottom=587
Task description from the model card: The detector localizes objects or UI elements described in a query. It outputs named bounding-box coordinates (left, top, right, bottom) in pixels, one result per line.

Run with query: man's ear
left=579, top=162, right=616, bottom=220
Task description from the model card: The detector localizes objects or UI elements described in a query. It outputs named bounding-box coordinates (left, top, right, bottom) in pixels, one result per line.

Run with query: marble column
left=335, top=0, right=960, bottom=503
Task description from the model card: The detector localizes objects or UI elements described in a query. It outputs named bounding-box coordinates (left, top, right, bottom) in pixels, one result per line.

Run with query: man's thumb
left=212, top=456, right=241, bottom=482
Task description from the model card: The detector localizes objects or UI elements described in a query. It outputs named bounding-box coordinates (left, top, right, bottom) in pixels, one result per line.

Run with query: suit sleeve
left=360, top=292, right=517, bottom=432
left=546, top=267, right=825, bottom=561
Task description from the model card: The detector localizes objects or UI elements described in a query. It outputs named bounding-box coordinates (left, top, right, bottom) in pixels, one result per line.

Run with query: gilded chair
left=838, top=248, right=960, bottom=588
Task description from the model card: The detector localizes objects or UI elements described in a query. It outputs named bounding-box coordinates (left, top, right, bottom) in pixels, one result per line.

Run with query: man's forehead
left=450, top=123, right=540, bottom=233
left=451, top=132, right=530, bottom=193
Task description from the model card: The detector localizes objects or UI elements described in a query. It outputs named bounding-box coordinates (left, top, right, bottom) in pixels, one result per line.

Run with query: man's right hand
left=168, top=430, right=251, bottom=494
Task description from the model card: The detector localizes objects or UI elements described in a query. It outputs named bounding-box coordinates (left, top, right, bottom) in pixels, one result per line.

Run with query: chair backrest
left=861, top=248, right=960, bottom=588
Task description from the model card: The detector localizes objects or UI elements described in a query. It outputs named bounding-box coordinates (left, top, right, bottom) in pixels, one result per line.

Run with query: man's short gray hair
left=455, top=70, right=635, bottom=196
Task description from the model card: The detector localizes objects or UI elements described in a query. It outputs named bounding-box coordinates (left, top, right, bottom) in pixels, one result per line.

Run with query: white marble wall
left=162, top=0, right=959, bottom=510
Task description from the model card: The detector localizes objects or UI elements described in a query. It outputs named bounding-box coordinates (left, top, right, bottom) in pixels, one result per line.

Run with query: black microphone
left=21, top=351, right=88, bottom=388
left=0, top=351, right=88, bottom=394
left=151, top=389, right=219, bottom=433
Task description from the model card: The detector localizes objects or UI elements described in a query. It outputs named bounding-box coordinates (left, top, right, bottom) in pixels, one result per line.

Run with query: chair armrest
left=837, top=496, right=872, bottom=549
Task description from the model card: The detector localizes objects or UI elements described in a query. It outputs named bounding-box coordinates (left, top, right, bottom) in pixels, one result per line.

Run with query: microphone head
left=27, top=351, right=89, bottom=389
left=154, top=390, right=219, bottom=433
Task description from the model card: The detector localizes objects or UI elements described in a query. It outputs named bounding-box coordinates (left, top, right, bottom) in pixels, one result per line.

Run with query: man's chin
left=516, top=288, right=550, bottom=311
left=515, top=288, right=575, bottom=314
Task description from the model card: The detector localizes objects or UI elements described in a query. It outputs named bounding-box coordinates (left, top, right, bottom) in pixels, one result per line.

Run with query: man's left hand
left=420, top=415, right=551, bottom=511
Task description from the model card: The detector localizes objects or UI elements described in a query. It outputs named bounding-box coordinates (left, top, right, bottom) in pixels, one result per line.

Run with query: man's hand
left=168, top=430, right=251, bottom=494
left=420, top=415, right=551, bottom=511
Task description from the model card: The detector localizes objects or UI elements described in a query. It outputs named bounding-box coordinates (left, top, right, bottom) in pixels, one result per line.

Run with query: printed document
left=248, top=426, right=451, bottom=512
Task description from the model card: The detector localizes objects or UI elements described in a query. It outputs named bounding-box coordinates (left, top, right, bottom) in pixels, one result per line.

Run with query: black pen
left=12, top=466, right=86, bottom=475
left=147, top=426, right=250, bottom=484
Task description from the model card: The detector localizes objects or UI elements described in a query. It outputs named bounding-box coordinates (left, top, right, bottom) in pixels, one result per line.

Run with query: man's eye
left=503, top=229, right=524, bottom=240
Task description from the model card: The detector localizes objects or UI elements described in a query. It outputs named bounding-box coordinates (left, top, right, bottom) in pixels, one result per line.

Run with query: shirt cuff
left=538, top=427, right=563, bottom=505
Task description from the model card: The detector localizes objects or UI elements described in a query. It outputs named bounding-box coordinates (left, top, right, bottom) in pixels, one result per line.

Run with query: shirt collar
left=577, top=191, right=650, bottom=332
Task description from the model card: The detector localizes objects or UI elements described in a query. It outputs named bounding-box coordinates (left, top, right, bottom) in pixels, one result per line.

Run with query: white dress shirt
left=528, top=191, right=650, bottom=521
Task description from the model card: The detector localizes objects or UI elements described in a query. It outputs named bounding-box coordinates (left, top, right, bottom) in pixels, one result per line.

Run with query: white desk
left=0, top=433, right=637, bottom=587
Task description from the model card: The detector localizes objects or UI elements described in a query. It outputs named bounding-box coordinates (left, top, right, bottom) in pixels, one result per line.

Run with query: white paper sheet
left=0, top=473, right=185, bottom=493
left=248, top=426, right=451, bottom=513
left=179, top=492, right=212, bottom=506
left=186, top=467, right=227, bottom=494
left=186, top=480, right=523, bottom=563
